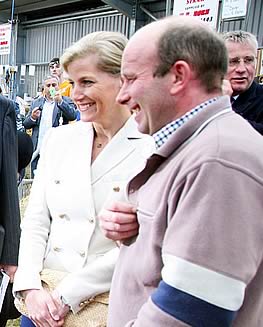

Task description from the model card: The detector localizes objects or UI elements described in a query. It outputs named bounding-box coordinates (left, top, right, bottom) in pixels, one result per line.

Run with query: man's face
left=44, top=78, right=59, bottom=99
left=116, top=38, right=174, bottom=135
left=225, top=41, right=257, bottom=96
left=49, top=63, right=61, bottom=78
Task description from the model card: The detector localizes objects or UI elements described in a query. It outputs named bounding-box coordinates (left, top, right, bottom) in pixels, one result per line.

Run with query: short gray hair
left=221, top=30, right=258, bottom=50
left=61, top=31, right=128, bottom=76
left=42, top=75, right=59, bottom=84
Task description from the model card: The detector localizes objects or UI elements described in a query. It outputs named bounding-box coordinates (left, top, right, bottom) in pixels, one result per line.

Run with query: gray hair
left=221, top=30, right=258, bottom=50
left=61, top=31, right=128, bottom=76
left=153, top=25, right=228, bottom=93
left=42, top=75, right=59, bottom=84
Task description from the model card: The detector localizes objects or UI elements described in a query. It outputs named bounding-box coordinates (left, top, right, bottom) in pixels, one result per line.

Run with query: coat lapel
left=91, top=116, right=143, bottom=184
left=233, top=82, right=257, bottom=114
left=52, top=103, right=59, bottom=126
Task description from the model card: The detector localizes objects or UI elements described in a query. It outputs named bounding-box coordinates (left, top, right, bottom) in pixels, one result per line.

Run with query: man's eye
left=229, top=58, right=239, bottom=66
left=244, top=57, right=255, bottom=64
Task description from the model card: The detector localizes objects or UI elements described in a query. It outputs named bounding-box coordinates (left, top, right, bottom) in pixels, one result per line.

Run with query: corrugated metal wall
left=19, top=10, right=130, bottom=96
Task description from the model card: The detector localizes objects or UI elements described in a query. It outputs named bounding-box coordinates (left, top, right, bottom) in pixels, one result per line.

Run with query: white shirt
left=37, top=100, right=55, bottom=152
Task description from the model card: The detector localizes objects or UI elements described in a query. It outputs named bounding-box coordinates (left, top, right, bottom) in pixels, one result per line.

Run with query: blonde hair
left=61, top=31, right=128, bottom=76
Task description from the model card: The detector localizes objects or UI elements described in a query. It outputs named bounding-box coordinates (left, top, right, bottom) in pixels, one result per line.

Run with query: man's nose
left=116, top=86, right=130, bottom=105
left=235, top=61, right=247, bottom=72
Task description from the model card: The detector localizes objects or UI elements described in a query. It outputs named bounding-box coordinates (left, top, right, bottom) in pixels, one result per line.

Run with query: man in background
left=49, top=57, right=80, bottom=120
left=222, top=31, right=263, bottom=134
left=100, top=16, right=263, bottom=326
left=49, top=57, right=72, bottom=97
left=23, top=75, right=77, bottom=176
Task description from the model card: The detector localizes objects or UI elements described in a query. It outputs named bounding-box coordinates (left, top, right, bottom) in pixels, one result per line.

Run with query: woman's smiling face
left=67, top=54, right=121, bottom=124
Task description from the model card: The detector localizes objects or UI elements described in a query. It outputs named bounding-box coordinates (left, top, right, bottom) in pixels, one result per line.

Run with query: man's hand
left=53, top=91, right=63, bottom=104
left=0, top=264, right=17, bottom=282
left=31, top=107, right=42, bottom=120
left=99, top=201, right=139, bottom=241
left=23, top=289, right=65, bottom=327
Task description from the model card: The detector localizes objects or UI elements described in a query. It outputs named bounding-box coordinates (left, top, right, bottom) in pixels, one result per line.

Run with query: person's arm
left=0, top=99, right=20, bottom=271
left=57, top=96, right=77, bottom=121
left=23, top=100, right=41, bottom=129
left=123, top=161, right=263, bottom=326
left=54, top=245, right=119, bottom=313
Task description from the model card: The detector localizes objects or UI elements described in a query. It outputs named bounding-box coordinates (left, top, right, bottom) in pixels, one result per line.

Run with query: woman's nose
left=72, top=85, right=84, bottom=101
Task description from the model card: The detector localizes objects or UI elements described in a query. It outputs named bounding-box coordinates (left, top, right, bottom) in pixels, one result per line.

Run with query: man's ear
left=170, top=60, right=191, bottom=95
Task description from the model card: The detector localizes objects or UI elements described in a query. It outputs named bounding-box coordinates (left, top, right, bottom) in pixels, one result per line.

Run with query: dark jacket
left=23, top=95, right=77, bottom=150
left=0, top=95, right=20, bottom=265
left=232, top=81, right=263, bottom=135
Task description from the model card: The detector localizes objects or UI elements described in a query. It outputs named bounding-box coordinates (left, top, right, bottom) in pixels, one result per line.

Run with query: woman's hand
left=51, top=289, right=70, bottom=319
left=23, top=288, right=65, bottom=327
left=99, top=201, right=139, bottom=241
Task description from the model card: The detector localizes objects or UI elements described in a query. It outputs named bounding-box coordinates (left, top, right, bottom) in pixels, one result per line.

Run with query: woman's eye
left=83, top=80, right=94, bottom=86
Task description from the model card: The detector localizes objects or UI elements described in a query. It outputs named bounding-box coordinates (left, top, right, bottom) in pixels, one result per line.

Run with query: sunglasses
left=45, top=83, right=58, bottom=87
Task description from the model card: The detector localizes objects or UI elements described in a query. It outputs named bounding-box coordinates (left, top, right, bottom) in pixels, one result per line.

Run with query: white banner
left=29, top=65, right=35, bottom=76
left=21, top=65, right=26, bottom=76
left=0, top=24, right=11, bottom=55
left=173, top=0, right=219, bottom=29
left=222, top=0, right=247, bottom=19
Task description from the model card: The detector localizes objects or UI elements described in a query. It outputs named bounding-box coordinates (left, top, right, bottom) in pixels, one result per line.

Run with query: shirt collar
left=153, top=97, right=218, bottom=148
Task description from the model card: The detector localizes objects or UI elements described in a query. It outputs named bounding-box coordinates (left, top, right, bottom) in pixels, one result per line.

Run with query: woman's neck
left=93, top=109, right=131, bottom=141
left=91, top=108, right=131, bottom=163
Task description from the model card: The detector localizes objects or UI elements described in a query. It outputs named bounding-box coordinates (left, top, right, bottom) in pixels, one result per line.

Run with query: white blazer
left=13, top=116, right=155, bottom=313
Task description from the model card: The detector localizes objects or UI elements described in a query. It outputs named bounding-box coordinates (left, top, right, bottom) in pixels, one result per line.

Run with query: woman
left=13, top=31, right=155, bottom=327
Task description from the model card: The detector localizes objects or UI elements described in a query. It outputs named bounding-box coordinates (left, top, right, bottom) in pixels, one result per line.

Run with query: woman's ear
left=170, top=60, right=191, bottom=95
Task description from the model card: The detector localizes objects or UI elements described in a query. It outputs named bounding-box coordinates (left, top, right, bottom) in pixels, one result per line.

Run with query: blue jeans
left=20, top=315, right=35, bottom=326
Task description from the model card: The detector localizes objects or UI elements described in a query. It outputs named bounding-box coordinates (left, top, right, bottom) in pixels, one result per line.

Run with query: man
left=0, top=95, right=21, bottom=325
left=23, top=75, right=76, bottom=175
left=49, top=57, right=72, bottom=97
left=222, top=31, right=263, bottom=135
left=49, top=57, right=80, bottom=121
left=99, top=16, right=263, bottom=326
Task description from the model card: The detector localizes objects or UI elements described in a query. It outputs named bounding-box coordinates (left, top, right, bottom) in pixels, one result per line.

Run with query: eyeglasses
left=229, top=56, right=256, bottom=68
left=45, top=83, right=58, bottom=87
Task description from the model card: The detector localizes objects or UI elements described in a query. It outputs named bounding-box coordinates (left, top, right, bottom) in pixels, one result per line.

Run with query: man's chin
left=136, top=122, right=150, bottom=135
left=232, top=84, right=249, bottom=95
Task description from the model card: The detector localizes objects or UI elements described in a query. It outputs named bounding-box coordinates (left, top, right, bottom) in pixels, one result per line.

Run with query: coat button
left=79, top=299, right=89, bottom=307
left=53, top=246, right=62, bottom=252
left=88, top=217, right=94, bottom=223
left=79, top=297, right=94, bottom=307
left=59, top=214, right=66, bottom=219
left=80, top=251, right=85, bottom=257
left=54, top=180, right=60, bottom=184
left=113, top=186, right=120, bottom=192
